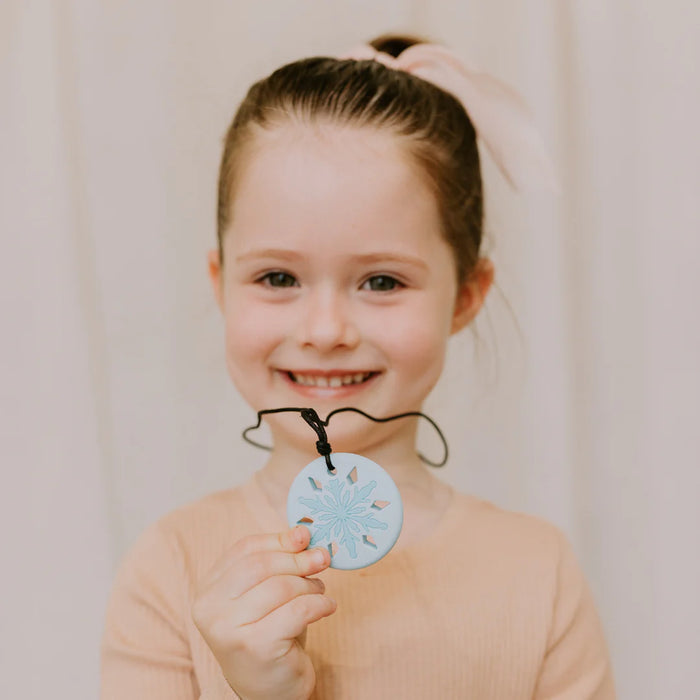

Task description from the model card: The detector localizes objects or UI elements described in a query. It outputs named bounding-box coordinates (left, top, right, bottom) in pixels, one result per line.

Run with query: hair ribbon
left=340, top=43, right=560, bottom=194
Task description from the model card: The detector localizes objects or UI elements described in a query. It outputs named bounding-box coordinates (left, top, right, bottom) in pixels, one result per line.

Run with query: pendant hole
left=308, top=477, right=322, bottom=491
left=363, top=535, right=377, bottom=549
left=371, top=500, right=390, bottom=510
left=346, top=466, right=358, bottom=485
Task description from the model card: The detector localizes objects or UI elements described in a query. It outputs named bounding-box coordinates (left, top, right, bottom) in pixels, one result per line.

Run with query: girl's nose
left=294, top=288, right=360, bottom=352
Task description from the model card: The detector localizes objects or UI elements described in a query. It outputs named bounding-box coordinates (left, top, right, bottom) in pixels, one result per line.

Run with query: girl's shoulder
left=453, top=488, right=567, bottom=544
left=156, top=478, right=259, bottom=535
left=432, top=488, right=585, bottom=584
left=115, top=476, right=270, bottom=592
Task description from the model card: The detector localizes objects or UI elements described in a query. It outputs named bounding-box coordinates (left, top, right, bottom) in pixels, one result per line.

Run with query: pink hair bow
left=340, top=43, right=559, bottom=193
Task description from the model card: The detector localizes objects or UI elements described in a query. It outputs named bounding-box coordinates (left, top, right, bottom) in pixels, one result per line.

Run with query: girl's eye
left=362, top=275, right=403, bottom=292
left=258, top=271, right=298, bottom=288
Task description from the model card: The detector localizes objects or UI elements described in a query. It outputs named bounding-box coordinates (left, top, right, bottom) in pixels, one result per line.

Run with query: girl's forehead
left=229, top=122, right=439, bottom=237
left=240, top=120, right=428, bottom=192
left=251, top=120, right=405, bottom=161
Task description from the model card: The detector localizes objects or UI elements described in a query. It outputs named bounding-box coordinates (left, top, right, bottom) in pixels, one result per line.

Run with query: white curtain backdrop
left=2, top=1, right=698, bottom=698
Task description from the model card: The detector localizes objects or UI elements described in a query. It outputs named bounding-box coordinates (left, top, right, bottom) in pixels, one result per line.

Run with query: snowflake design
left=297, top=470, right=389, bottom=559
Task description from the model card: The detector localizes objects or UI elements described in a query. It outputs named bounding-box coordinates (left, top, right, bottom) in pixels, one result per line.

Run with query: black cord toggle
left=241, top=405, right=449, bottom=471
left=315, top=440, right=332, bottom=456
left=301, top=408, right=335, bottom=473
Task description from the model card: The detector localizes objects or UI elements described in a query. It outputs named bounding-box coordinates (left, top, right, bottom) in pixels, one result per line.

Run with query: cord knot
left=315, top=440, right=332, bottom=456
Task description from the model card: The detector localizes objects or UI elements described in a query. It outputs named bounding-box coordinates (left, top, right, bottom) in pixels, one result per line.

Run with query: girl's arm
left=533, top=531, right=616, bottom=699
left=99, top=519, right=237, bottom=700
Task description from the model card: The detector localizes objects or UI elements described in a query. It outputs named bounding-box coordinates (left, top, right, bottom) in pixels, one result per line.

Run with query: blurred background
left=2, top=1, right=698, bottom=698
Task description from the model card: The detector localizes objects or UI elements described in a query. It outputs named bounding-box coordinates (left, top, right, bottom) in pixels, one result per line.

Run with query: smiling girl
left=100, top=34, right=615, bottom=699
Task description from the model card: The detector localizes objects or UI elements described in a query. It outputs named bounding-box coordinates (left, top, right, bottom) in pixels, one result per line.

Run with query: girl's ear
left=451, top=257, right=494, bottom=334
left=207, top=249, right=225, bottom=313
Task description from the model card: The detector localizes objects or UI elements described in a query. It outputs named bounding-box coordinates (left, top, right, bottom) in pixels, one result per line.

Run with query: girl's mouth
left=287, top=370, right=376, bottom=387
left=278, top=370, right=380, bottom=394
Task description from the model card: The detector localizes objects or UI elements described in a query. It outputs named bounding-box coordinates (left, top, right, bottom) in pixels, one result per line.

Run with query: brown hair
left=216, top=33, right=483, bottom=285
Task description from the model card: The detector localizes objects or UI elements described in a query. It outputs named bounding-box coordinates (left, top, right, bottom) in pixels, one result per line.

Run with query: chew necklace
left=242, top=407, right=448, bottom=570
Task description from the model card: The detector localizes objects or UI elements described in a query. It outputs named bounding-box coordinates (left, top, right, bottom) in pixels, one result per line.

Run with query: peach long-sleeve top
left=100, top=472, right=615, bottom=699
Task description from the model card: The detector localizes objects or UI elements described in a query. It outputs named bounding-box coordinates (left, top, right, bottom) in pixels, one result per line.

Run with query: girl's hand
left=192, top=525, right=336, bottom=700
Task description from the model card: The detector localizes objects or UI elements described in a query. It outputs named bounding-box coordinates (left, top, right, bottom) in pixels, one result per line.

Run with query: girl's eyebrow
left=235, top=248, right=302, bottom=263
left=235, top=248, right=427, bottom=270
left=352, top=252, right=428, bottom=270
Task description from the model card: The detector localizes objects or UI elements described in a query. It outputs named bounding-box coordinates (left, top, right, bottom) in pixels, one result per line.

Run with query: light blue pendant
left=287, top=452, right=403, bottom=570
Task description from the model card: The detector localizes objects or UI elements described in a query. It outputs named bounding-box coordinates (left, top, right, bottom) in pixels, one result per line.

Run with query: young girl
left=100, top=34, right=615, bottom=699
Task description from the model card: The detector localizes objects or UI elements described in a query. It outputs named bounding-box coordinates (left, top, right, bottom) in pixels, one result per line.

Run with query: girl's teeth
left=289, top=372, right=373, bottom=387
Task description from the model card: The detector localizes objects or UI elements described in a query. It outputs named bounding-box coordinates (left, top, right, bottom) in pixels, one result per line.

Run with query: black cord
left=301, top=408, right=336, bottom=474
left=241, top=406, right=449, bottom=473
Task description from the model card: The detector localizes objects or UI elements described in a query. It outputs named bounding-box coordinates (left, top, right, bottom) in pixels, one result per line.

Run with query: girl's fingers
left=209, top=545, right=331, bottom=600
left=230, top=575, right=326, bottom=627
left=256, top=592, right=338, bottom=642
left=202, top=526, right=312, bottom=589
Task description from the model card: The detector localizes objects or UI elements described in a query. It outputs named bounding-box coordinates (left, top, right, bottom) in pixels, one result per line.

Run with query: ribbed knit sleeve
left=100, top=519, right=198, bottom=698
left=100, top=518, right=240, bottom=700
left=533, top=530, right=615, bottom=699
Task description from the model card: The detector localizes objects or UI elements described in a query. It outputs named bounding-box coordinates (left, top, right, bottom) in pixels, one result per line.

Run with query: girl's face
left=209, top=122, right=491, bottom=456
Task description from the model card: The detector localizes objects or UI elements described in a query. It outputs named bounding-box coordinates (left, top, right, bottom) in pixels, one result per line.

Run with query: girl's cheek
left=366, top=302, right=447, bottom=351
left=225, top=302, right=292, bottom=356
left=380, top=310, right=449, bottom=382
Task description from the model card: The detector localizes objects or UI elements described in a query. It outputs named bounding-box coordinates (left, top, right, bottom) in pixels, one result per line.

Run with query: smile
left=277, top=369, right=380, bottom=397
left=286, top=371, right=377, bottom=388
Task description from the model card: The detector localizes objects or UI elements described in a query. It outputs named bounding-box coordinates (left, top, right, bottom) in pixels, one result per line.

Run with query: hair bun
left=367, top=32, right=432, bottom=58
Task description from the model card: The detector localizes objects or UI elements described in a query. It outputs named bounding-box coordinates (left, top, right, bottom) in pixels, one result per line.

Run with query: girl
left=100, top=34, right=615, bottom=699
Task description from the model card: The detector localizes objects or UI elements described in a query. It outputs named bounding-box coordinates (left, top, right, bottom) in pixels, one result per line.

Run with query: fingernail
left=311, top=548, right=328, bottom=566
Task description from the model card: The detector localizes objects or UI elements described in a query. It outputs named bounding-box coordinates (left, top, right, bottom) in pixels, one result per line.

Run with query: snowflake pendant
left=286, top=453, right=403, bottom=570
